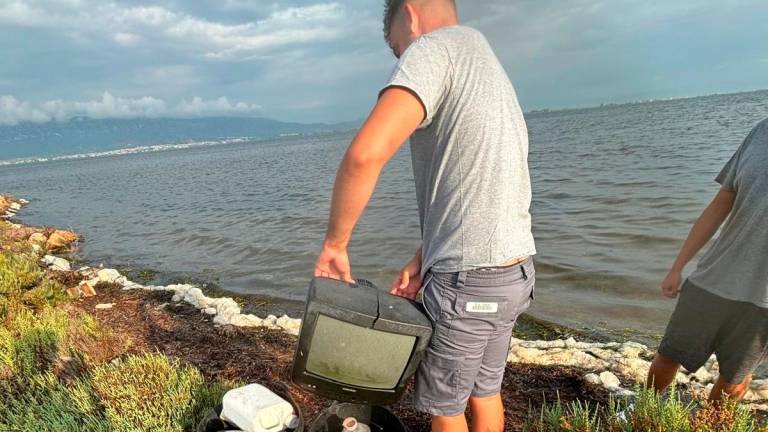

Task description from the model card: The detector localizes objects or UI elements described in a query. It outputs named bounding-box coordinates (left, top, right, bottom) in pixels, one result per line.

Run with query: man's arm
left=314, top=86, right=425, bottom=282
left=661, top=188, right=736, bottom=297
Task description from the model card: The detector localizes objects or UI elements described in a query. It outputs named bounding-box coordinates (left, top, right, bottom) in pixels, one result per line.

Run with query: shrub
left=22, top=278, right=69, bottom=311
left=525, top=386, right=768, bottom=432
left=1, top=307, right=68, bottom=380
left=91, top=353, right=204, bottom=432
left=0, top=252, right=42, bottom=295
left=0, top=372, right=110, bottom=432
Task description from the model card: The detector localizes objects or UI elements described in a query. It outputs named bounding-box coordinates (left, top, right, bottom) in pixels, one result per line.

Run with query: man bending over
left=314, top=1, right=536, bottom=431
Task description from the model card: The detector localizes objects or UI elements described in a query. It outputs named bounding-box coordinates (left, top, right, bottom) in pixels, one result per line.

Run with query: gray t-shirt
left=382, top=25, right=536, bottom=276
left=689, top=119, right=768, bottom=307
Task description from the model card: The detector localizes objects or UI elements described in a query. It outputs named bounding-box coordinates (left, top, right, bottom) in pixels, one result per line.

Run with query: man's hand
left=390, top=251, right=422, bottom=300
left=660, top=270, right=682, bottom=298
left=314, top=242, right=354, bottom=283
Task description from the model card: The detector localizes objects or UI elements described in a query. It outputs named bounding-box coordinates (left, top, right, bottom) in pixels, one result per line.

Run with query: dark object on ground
left=48, top=270, right=85, bottom=287
left=309, top=403, right=406, bottom=432
left=292, top=278, right=431, bottom=405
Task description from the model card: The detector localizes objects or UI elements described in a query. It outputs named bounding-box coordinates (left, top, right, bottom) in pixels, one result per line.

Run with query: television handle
left=351, top=278, right=377, bottom=289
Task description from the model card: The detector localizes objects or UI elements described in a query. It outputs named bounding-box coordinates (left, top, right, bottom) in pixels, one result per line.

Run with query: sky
left=1, top=0, right=767, bottom=125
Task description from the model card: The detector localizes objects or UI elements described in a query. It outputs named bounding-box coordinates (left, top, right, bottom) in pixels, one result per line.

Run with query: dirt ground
left=66, top=283, right=610, bottom=432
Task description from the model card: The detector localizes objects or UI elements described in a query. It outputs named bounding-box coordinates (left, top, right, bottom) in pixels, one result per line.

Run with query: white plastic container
left=220, top=384, right=298, bottom=432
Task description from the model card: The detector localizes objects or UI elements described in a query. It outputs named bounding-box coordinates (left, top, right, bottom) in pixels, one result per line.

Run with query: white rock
left=521, top=339, right=566, bottom=349
left=95, top=303, right=115, bottom=310
left=614, top=358, right=651, bottom=384
left=122, top=281, right=144, bottom=290
left=584, top=373, right=602, bottom=385
left=172, top=294, right=183, bottom=302
left=42, top=255, right=71, bottom=271
left=264, top=315, right=278, bottom=327
left=675, top=372, right=691, bottom=385
left=619, top=342, right=649, bottom=358
left=690, top=367, right=714, bottom=383
left=10, top=202, right=21, bottom=210
left=213, top=314, right=231, bottom=325
left=204, top=308, right=217, bottom=315
left=613, top=388, right=636, bottom=398
left=19, top=198, right=29, bottom=204
left=749, top=380, right=768, bottom=400
left=599, top=371, right=621, bottom=389
left=230, top=314, right=263, bottom=327
left=97, top=268, right=123, bottom=283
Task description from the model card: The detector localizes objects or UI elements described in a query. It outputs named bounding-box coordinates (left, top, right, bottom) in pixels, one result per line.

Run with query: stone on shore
left=97, top=268, right=125, bottom=284
left=46, top=230, right=79, bottom=251
left=95, top=303, right=115, bottom=310
left=599, top=371, right=621, bottom=389
left=28, top=232, right=47, bottom=244
left=42, top=255, right=71, bottom=272
left=584, top=373, right=602, bottom=386
left=79, top=281, right=97, bottom=297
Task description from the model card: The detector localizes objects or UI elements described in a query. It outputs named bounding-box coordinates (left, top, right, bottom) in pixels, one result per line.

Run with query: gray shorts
left=658, top=280, right=768, bottom=384
left=413, top=258, right=535, bottom=417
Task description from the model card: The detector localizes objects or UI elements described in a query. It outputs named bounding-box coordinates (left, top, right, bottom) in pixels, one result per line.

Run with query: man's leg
left=709, top=374, right=752, bottom=402
left=646, top=352, right=681, bottom=392
left=469, top=393, right=504, bottom=432
left=431, top=413, right=469, bottom=432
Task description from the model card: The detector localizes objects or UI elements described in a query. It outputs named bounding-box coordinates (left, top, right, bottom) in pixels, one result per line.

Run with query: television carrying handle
left=352, top=278, right=377, bottom=289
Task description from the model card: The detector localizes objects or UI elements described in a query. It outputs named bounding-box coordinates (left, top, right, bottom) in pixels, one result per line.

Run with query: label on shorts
left=466, top=302, right=498, bottom=313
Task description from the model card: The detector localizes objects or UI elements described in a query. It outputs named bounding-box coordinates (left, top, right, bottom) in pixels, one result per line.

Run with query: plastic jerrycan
left=220, top=384, right=299, bottom=432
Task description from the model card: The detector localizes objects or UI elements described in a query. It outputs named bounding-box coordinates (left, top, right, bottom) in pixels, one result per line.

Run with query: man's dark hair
left=383, top=0, right=405, bottom=44
left=383, top=0, right=457, bottom=44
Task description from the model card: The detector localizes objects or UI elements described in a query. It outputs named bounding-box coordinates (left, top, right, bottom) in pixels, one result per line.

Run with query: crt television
left=291, top=277, right=432, bottom=405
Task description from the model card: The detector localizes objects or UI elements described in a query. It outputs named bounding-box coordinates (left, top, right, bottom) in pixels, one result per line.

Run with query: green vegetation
left=0, top=246, right=233, bottom=432
left=524, top=386, right=767, bottom=432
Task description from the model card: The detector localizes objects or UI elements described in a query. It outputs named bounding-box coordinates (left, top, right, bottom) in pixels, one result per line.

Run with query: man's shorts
left=658, top=279, right=768, bottom=384
left=413, top=258, right=535, bottom=417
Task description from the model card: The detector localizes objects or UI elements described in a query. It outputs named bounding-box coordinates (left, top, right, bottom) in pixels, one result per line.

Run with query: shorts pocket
left=421, top=275, right=442, bottom=323
left=417, top=350, right=462, bottom=404
left=451, top=292, right=509, bottom=319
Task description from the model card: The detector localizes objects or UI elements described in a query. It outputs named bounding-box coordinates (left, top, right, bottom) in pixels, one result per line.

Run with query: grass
left=0, top=230, right=235, bottom=432
left=524, top=386, right=767, bottom=432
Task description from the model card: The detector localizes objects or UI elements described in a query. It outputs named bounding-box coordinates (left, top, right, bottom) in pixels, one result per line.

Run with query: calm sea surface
left=3, top=90, right=767, bottom=336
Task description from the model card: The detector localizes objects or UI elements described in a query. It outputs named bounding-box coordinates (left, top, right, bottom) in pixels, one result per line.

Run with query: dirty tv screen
left=291, top=277, right=432, bottom=405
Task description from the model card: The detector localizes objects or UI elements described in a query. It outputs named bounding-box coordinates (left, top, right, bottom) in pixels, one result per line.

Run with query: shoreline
left=4, top=194, right=768, bottom=420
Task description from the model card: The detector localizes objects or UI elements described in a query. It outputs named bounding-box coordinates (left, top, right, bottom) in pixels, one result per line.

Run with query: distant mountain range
left=0, top=116, right=362, bottom=161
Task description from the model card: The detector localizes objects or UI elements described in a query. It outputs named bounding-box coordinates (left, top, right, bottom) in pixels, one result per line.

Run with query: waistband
left=427, top=257, right=534, bottom=291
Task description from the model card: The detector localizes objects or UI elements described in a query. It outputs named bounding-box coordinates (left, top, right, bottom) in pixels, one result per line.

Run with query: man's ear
left=403, top=3, right=420, bottom=38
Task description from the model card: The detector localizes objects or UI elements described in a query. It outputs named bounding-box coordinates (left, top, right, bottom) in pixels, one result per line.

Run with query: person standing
left=648, top=119, right=768, bottom=401
left=314, top=1, right=536, bottom=430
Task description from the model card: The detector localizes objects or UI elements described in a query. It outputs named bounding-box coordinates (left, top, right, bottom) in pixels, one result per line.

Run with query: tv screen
left=305, top=314, right=416, bottom=390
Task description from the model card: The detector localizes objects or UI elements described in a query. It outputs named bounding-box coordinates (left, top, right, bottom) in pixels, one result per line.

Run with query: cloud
left=175, top=96, right=262, bottom=115
left=113, top=32, right=141, bottom=46
left=0, top=0, right=349, bottom=59
left=0, top=95, right=50, bottom=125
left=1, top=0, right=766, bottom=123
left=0, top=92, right=263, bottom=126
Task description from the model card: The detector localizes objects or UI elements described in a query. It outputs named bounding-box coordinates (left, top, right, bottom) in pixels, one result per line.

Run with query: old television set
left=291, top=277, right=432, bottom=405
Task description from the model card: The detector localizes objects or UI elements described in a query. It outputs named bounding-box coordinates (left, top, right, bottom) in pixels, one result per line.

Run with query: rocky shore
left=3, top=194, right=768, bottom=431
